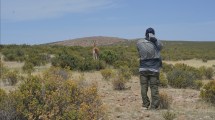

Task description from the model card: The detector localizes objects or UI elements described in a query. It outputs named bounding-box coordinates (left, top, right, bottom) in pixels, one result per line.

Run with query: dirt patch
left=80, top=71, right=215, bottom=120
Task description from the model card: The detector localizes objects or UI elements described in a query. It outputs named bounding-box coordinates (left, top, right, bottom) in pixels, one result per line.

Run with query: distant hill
left=48, top=36, right=128, bottom=47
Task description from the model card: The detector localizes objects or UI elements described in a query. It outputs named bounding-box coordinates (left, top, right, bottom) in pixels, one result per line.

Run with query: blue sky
left=1, top=0, right=215, bottom=44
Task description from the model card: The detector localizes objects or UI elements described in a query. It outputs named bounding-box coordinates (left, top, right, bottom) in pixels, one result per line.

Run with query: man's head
left=145, top=27, right=155, bottom=38
left=145, top=27, right=157, bottom=43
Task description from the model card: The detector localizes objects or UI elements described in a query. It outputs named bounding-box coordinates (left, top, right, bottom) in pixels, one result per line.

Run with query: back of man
left=136, top=28, right=163, bottom=109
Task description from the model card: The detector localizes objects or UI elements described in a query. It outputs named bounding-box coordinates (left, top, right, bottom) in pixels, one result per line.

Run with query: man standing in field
left=136, top=28, right=163, bottom=110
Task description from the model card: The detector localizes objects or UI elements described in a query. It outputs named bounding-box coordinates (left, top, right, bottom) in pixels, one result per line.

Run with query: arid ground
left=1, top=60, right=215, bottom=120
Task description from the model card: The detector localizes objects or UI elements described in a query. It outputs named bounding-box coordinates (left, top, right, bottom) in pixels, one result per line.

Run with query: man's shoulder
left=137, top=38, right=148, bottom=44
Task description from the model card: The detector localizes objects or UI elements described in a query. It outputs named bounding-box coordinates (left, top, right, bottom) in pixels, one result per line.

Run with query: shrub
left=112, top=75, right=127, bottom=90
left=0, top=61, right=5, bottom=78
left=199, top=66, right=207, bottom=79
left=100, top=50, right=118, bottom=65
left=205, top=67, right=214, bottom=79
left=118, top=66, right=132, bottom=81
left=95, top=60, right=106, bottom=70
left=112, top=66, right=132, bottom=90
left=0, top=70, right=106, bottom=119
left=22, top=62, right=35, bottom=74
left=199, top=66, right=214, bottom=79
left=0, top=89, right=19, bottom=120
left=193, top=80, right=203, bottom=90
left=113, top=61, right=129, bottom=69
left=51, top=53, right=81, bottom=70
left=174, top=63, right=201, bottom=80
left=162, top=63, right=174, bottom=73
left=202, top=58, right=208, bottom=63
left=79, top=58, right=96, bottom=71
left=200, top=80, right=215, bottom=105
left=166, top=63, right=206, bottom=88
left=100, top=68, right=115, bottom=81
left=167, top=69, right=196, bottom=88
left=79, top=58, right=106, bottom=71
left=0, top=88, right=6, bottom=102
left=159, top=71, right=168, bottom=88
left=43, top=66, right=71, bottom=81
left=2, top=70, right=20, bottom=86
left=159, top=91, right=172, bottom=109
left=162, top=111, right=176, bottom=120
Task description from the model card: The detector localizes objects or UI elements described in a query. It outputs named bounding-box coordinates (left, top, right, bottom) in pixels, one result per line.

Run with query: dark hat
left=145, top=27, right=155, bottom=37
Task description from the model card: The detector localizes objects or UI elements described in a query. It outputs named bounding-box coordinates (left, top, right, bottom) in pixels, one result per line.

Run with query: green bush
left=200, top=80, right=215, bottom=105
left=112, top=66, right=132, bottom=90
left=205, top=67, right=214, bottom=79
left=118, top=66, right=132, bottom=81
left=174, top=63, right=201, bottom=80
left=202, top=58, right=208, bottom=63
left=22, top=62, right=35, bottom=74
left=78, top=58, right=106, bottom=71
left=0, top=61, right=5, bottom=78
left=0, top=68, right=106, bottom=120
left=199, top=66, right=214, bottom=79
left=0, top=88, right=6, bottom=103
left=112, top=75, right=127, bottom=90
left=52, top=53, right=81, bottom=70
left=166, top=63, right=207, bottom=88
left=100, top=50, right=118, bottom=65
left=167, top=69, right=196, bottom=88
left=78, top=57, right=96, bottom=71
left=162, top=110, right=176, bottom=120
left=44, top=66, right=71, bottom=81
left=199, top=66, right=207, bottom=79
left=159, top=71, right=168, bottom=88
left=193, top=80, right=203, bottom=90
left=162, top=63, right=174, bottom=73
left=100, top=68, right=115, bottom=81
left=0, top=90, right=19, bottom=120
left=2, top=70, right=20, bottom=86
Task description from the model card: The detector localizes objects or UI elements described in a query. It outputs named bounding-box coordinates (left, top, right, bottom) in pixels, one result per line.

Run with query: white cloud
left=1, top=0, right=116, bottom=21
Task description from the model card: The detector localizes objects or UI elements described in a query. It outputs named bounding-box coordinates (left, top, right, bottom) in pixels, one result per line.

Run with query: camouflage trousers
left=140, top=71, right=160, bottom=109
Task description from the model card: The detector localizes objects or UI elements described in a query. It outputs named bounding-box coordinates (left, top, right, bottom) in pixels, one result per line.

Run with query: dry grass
left=164, top=59, right=215, bottom=68
left=83, top=72, right=215, bottom=120
left=3, top=61, right=24, bottom=71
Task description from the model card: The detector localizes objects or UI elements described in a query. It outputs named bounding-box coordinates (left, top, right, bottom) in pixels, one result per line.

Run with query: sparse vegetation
left=162, top=110, right=176, bottom=120
left=100, top=68, right=115, bottom=81
left=22, top=61, right=35, bottom=74
left=0, top=89, right=18, bottom=120
left=165, top=63, right=213, bottom=89
left=159, top=71, right=168, bottom=88
left=2, top=70, right=20, bottom=86
left=1, top=40, right=215, bottom=119
left=159, top=91, right=172, bottom=109
left=200, top=80, right=215, bottom=105
left=112, top=74, right=127, bottom=90
left=167, top=69, right=196, bottom=88
left=100, top=50, right=118, bottom=65
left=199, top=66, right=214, bottom=79
left=112, top=66, right=132, bottom=90
left=193, top=80, right=203, bottom=90
left=0, top=68, right=106, bottom=120
left=205, top=67, right=214, bottom=79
